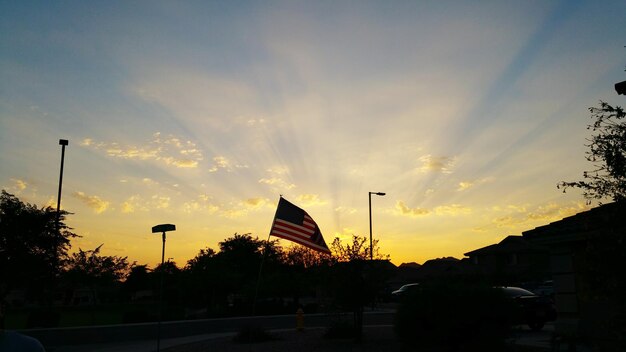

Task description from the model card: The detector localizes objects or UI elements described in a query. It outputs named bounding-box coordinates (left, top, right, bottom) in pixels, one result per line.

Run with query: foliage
left=185, top=247, right=216, bottom=273
left=64, top=245, right=130, bottom=284
left=183, top=247, right=218, bottom=309
left=181, top=233, right=288, bottom=315
left=154, top=260, right=182, bottom=276
left=559, top=101, right=626, bottom=203
left=283, top=245, right=334, bottom=268
left=122, top=263, right=153, bottom=301
left=0, top=190, right=77, bottom=302
left=154, top=260, right=184, bottom=307
left=394, top=282, right=516, bottom=352
left=123, top=264, right=152, bottom=293
left=330, top=235, right=390, bottom=262
left=329, top=260, right=395, bottom=310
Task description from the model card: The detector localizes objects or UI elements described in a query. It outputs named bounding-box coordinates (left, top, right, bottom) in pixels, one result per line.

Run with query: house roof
left=464, top=235, right=545, bottom=257
left=522, top=202, right=625, bottom=245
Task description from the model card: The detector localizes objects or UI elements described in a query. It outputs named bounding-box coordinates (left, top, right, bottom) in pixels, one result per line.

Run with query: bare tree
left=559, top=101, right=626, bottom=203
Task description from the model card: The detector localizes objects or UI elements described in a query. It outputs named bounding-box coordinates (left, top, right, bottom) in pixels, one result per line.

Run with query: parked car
left=533, top=280, right=555, bottom=298
left=498, top=286, right=556, bottom=331
left=391, top=283, right=420, bottom=297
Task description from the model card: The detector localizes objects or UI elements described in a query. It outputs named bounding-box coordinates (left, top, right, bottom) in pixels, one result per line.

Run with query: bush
left=394, top=282, right=516, bottom=352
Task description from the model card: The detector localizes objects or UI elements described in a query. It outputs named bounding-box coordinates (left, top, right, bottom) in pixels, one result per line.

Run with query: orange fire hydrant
left=296, top=307, right=304, bottom=331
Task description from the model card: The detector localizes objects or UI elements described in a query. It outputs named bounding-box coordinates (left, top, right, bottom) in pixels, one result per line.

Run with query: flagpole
left=252, top=195, right=282, bottom=315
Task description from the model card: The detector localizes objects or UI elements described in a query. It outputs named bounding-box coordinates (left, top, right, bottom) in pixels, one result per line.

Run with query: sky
left=1, top=0, right=625, bottom=267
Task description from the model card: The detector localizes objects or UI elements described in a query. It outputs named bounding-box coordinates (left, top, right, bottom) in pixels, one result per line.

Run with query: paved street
left=47, top=324, right=554, bottom=352
left=23, top=311, right=554, bottom=352
left=26, top=311, right=395, bottom=351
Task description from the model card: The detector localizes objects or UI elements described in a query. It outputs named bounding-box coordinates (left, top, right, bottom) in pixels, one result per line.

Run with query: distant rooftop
left=522, top=202, right=625, bottom=244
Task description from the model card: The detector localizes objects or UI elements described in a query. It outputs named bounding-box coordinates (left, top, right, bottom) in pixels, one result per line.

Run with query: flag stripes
left=269, top=198, right=331, bottom=254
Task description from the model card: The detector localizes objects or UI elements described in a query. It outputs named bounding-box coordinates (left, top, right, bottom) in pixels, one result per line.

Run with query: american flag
left=270, top=197, right=331, bottom=254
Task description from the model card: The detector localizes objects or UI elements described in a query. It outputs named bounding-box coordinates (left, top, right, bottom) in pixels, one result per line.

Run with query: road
left=21, top=310, right=395, bottom=350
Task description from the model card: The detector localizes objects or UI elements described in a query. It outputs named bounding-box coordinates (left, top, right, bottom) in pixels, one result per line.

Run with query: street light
left=615, top=80, right=626, bottom=95
left=152, top=223, right=176, bottom=352
left=368, top=192, right=386, bottom=260
left=55, top=139, right=68, bottom=273
left=56, top=139, right=69, bottom=231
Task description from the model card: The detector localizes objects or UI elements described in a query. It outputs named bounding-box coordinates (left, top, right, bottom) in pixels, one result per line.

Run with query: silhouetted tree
left=0, top=190, right=77, bottom=303
left=64, top=245, right=130, bottom=284
left=123, top=264, right=152, bottom=296
left=62, top=245, right=129, bottom=308
left=154, top=260, right=184, bottom=318
left=186, top=247, right=217, bottom=273
left=178, top=234, right=284, bottom=315
left=154, top=260, right=181, bottom=276
left=559, top=101, right=626, bottom=203
left=216, top=234, right=263, bottom=293
left=326, top=236, right=393, bottom=340
left=184, top=248, right=220, bottom=313
left=284, top=245, right=334, bottom=268
left=330, top=235, right=389, bottom=262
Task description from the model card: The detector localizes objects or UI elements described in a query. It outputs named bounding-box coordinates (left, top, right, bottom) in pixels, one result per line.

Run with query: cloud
left=142, top=178, right=159, bottom=186
left=334, top=206, right=357, bottom=215
left=258, top=177, right=296, bottom=190
left=258, top=166, right=296, bottom=191
left=208, top=156, right=248, bottom=172
left=267, top=166, right=289, bottom=175
left=483, top=201, right=589, bottom=230
left=243, top=197, right=270, bottom=209
left=122, top=195, right=149, bottom=213
left=526, top=202, right=588, bottom=222
left=394, top=201, right=471, bottom=217
left=395, top=201, right=430, bottom=217
left=182, top=194, right=220, bottom=214
left=219, top=198, right=272, bottom=218
left=72, top=191, right=110, bottom=214
left=152, top=195, right=170, bottom=209
left=418, top=155, right=456, bottom=174
left=246, top=118, right=266, bottom=126
left=296, top=194, right=327, bottom=207
left=81, top=133, right=202, bottom=168
left=457, top=182, right=473, bottom=191
left=9, top=178, right=28, bottom=192
left=457, top=177, right=495, bottom=191
left=332, top=227, right=360, bottom=241
left=233, top=116, right=267, bottom=127
left=121, top=199, right=137, bottom=213
left=433, top=204, right=472, bottom=216
left=121, top=194, right=170, bottom=213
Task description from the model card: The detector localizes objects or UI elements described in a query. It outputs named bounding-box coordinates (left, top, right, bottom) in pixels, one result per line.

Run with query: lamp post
left=615, top=80, right=626, bottom=95
left=152, top=223, right=176, bottom=352
left=368, top=192, right=386, bottom=260
left=56, top=139, right=69, bottom=231
left=54, top=139, right=68, bottom=275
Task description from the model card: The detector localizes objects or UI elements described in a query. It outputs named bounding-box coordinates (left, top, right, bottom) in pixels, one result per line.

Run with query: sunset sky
left=1, top=1, right=625, bottom=267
